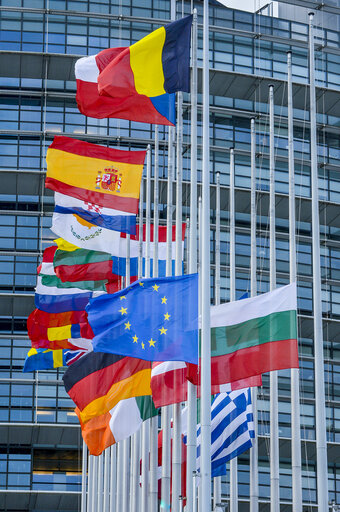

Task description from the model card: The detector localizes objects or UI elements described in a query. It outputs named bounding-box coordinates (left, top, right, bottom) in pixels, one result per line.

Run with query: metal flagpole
left=122, top=235, right=131, bottom=512
left=97, top=453, right=104, bottom=511
left=92, top=454, right=98, bottom=512
left=131, top=177, right=144, bottom=512
left=187, top=8, right=198, bottom=512
left=150, top=131, right=159, bottom=512
left=116, top=443, right=123, bottom=511
left=249, top=118, right=259, bottom=512
left=200, top=0, right=212, bottom=507
left=141, top=146, right=152, bottom=512
left=103, top=448, right=110, bottom=512
left=81, top=440, right=88, bottom=512
left=197, top=196, right=202, bottom=512
left=154, top=126, right=159, bottom=279
left=160, top=124, right=175, bottom=511
left=308, top=12, right=328, bottom=511
left=269, top=84, right=280, bottom=512
left=213, top=173, right=222, bottom=509
left=139, top=177, right=144, bottom=274
left=130, top=430, right=141, bottom=512
left=287, top=51, right=302, bottom=512
left=110, top=445, right=117, bottom=512
left=87, top=453, right=93, bottom=512
left=229, top=148, right=238, bottom=512
left=172, top=90, right=183, bottom=512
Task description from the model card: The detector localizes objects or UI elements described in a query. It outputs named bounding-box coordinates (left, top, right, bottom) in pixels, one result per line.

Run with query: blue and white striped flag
left=183, top=388, right=254, bottom=477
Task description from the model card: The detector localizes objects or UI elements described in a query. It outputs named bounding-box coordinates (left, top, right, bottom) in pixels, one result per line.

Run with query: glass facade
left=0, top=0, right=339, bottom=510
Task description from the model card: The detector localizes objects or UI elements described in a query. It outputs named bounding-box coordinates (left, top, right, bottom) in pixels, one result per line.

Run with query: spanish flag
left=46, top=136, right=146, bottom=219
left=97, top=15, right=192, bottom=99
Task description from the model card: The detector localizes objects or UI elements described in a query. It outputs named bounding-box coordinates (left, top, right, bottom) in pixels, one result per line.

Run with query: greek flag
left=183, top=388, right=254, bottom=477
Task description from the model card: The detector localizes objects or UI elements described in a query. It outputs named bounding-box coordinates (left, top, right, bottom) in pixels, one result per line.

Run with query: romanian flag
left=97, top=15, right=192, bottom=99
left=46, top=136, right=146, bottom=227
left=23, top=347, right=88, bottom=372
left=62, top=352, right=152, bottom=424
left=75, top=48, right=175, bottom=125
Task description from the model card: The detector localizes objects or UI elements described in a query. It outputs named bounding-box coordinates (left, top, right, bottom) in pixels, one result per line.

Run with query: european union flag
left=87, top=273, right=198, bottom=363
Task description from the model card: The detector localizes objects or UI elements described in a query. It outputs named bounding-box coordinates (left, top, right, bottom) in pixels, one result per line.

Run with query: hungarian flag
left=188, top=283, right=299, bottom=386
left=77, top=395, right=158, bottom=456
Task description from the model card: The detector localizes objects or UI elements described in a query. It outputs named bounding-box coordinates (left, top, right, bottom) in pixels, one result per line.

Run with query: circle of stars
left=117, top=280, right=170, bottom=350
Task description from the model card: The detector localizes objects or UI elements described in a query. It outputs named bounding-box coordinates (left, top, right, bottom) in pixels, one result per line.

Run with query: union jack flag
left=64, top=349, right=89, bottom=366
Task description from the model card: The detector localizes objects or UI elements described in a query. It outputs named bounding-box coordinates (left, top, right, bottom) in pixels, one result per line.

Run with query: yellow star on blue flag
left=87, top=274, right=198, bottom=363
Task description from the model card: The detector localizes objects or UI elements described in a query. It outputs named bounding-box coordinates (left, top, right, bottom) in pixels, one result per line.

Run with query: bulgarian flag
left=188, top=283, right=299, bottom=385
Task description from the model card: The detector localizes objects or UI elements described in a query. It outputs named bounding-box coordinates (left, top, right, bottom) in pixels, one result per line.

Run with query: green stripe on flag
left=211, top=309, right=297, bottom=357
left=54, top=248, right=111, bottom=267
left=41, top=274, right=108, bottom=292
left=135, top=395, right=159, bottom=421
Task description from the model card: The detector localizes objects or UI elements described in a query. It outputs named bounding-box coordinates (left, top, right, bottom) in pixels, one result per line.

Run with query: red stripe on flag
left=55, top=260, right=115, bottom=282
left=76, top=80, right=174, bottom=126
left=69, top=357, right=151, bottom=411
left=45, top=177, right=140, bottom=213
left=27, top=309, right=88, bottom=328
left=50, top=135, right=146, bottom=165
left=187, top=339, right=299, bottom=386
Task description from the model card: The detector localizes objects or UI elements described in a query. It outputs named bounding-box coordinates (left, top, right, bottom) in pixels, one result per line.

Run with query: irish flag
left=77, top=395, right=158, bottom=456
left=188, top=283, right=299, bottom=385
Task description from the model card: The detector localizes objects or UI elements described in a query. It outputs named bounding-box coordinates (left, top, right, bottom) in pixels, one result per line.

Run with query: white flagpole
left=122, top=235, right=131, bottom=512
left=150, top=130, right=159, bottom=512
left=200, top=0, right=212, bottom=508
left=308, top=12, right=328, bottom=511
left=141, top=145, right=152, bottom=512
left=213, top=172, right=221, bottom=509
left=97, top=453, right=104, bottom=511
left=172, top=89, right=183, bottom=512
left=130, top=430, right=141, bottom=512
left=81, top=440, right=87, bottom=512
left=249, top=118, right=259, bottom=512
left=92, top=454, right=98, bottom=512
left=110, top=445, right=117, bottom=512
left=161, top=124, right=175, bottom=511
left=131, top=176, right=144, bottom=512
left=103, top=448, right=110, bottom=512
left=269, top=84, right=280, bottom=512
left=197, top=196, right=202, bottom=512
left=187, top=9, right=198, bottom=512
left=154, top=126, right=159, bottom=279
left=145, top=145, right=151, bottom=278
left=229, top=148, right=238, bottom=512
left=116, top=443, right=123, bottom=511
left=87, top=453, right=93, bottom=512
left=287, top=51, right=302, bottom=512
left=139, top=177, right=144, bottom=275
